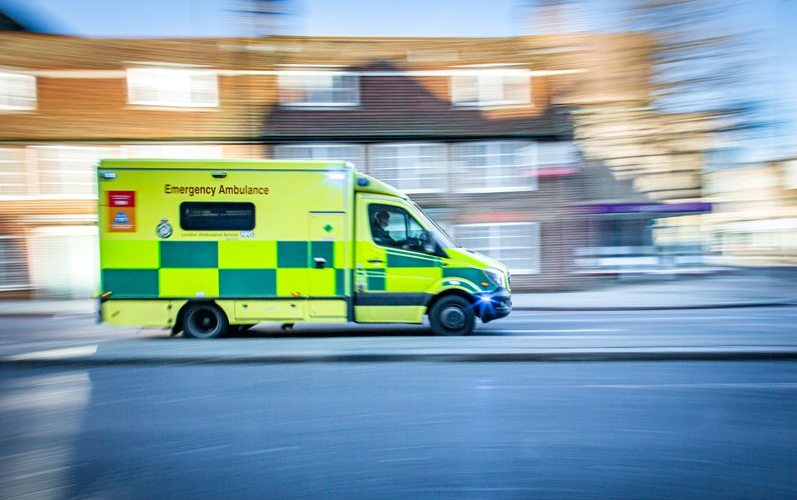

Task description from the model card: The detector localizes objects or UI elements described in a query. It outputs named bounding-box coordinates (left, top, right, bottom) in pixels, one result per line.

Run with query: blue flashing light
left=356, top=177, right=370, bottom=187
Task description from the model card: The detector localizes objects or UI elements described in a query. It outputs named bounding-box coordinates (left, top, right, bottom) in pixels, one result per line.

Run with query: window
left=451, top=141, right=537, bottom=192
left=453, top=222, right=540, bottom=274
left=451, top=70, right=530, bottom=107
left=368, top=143, right=447, bottom=193
left=598, top=218, right=653, bottom=247
left=32, top=146, right=122, bottom=198
left=180, top=202, right=255, bottom=231
left=368, top=203, right=442, bottom=256
left=0, top=148, right=30, bottom=197
left=0, top=71, right=36, bottom=110
left=785, top=160, right=797, bottom=190
left=0, top=236, right=29, bottom=292
left=278, top=72, right=359, bottom=107
left=27, top=225, right=98, bottom=298
left=273, top=144, right=364, bottom=168
left=538, top=141, right=579, bottom=167
left=127, top=68, right=219, bottom=108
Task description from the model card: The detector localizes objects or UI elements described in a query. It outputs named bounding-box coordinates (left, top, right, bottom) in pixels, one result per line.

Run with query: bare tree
left=231, top=0, right=294, bottom=37
left=626, top=0, right=774, bottom=135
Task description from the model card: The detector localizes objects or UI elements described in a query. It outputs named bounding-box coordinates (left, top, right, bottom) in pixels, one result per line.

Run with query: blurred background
left=0, top=0, right=795, bottom=298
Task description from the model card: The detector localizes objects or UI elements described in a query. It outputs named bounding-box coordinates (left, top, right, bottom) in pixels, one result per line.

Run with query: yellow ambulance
left=97, top=159, right=511, bottom=338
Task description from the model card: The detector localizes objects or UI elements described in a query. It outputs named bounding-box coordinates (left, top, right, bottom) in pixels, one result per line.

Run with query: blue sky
left=0, top=0, right=633, bottom=37
left=0, top=0, right=616, bottom=37
left=2, top=0, right=795, bottom=160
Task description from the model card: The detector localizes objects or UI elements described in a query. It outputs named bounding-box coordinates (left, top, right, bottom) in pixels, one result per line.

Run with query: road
left=0, top=307, right=796, bottom=499
left=2, top=361, right=797, bottom=499
left=2, top=306, right=797, bottom=357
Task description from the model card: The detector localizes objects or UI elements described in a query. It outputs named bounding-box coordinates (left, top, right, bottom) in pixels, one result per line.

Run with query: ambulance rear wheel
left=183, top=303, right=228, bottom=340
left=429, top=296, right=475, bottom=336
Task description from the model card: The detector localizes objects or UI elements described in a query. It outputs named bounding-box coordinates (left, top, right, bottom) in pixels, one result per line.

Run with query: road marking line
left=507, top=316, right=782, bottom=322
left=51, top=313, right=95, bottom=319
left=585, top=383, right=797, bottom=389
left=495, top=328, right=621, bottom=333
left=170, top=445, right=231, bottom=456
left=238, top=447, right=300, bottom=456
left=3, top=345, right=98, bottom=361
left=477, top=382, right=797, bottom=390
left=377, top=457, right=432, bottom=463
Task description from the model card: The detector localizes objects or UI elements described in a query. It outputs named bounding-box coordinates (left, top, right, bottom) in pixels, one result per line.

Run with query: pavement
left=1, top=268, right=796, bottom=318
left=518, top=269, right=797, bottom=310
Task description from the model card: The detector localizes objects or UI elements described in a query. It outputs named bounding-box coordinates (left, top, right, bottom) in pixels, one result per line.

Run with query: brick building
left=0, top=32, right=676, bottom=297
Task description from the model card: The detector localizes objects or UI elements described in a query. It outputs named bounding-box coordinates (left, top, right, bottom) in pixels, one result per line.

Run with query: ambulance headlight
left=485, top=268, right=506, bottom=288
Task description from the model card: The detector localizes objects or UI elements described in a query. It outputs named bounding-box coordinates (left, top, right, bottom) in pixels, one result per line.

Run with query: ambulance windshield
left=411, top=202, right=455, bottom=249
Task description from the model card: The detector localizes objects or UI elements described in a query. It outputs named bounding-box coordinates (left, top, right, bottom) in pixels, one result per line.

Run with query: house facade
left=0, top=33, right=671, bottom=297
left=702, top=159, right=797, bottom=266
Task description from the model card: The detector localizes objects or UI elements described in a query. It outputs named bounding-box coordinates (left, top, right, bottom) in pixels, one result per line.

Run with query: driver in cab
left=371, top=209, right=402, bottom=248
left=372, top=208, right=435, bottom=254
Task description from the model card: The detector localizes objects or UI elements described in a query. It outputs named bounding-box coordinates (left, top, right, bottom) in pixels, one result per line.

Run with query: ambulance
left=97, top=159, right=512, bottom=338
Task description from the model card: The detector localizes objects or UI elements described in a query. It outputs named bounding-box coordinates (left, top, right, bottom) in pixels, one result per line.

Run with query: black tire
left=182, top=302, right=228, bottom=340
left=429, top=295, right=475, bottom=336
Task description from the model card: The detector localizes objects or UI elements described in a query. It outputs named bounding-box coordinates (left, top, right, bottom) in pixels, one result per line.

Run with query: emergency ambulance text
left=164, top=184, right=269, bottom=197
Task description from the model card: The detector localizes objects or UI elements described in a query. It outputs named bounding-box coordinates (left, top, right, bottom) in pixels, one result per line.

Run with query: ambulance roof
left=98, top=158, right=353, bottom=171
left=98, top=158, right=407, bottom=199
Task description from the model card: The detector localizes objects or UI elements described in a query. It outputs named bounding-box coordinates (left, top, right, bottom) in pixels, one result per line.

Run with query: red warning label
left=107, top=191, right=136, bottom=232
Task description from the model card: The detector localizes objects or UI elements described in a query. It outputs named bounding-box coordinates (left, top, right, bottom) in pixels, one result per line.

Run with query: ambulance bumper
left=475, top=288, right=512, bottom=323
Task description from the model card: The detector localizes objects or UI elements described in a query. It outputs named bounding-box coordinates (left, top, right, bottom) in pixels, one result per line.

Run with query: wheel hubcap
left=441, top=306, right=466, bottom=329
left=191, top=309, right=218, bottom=336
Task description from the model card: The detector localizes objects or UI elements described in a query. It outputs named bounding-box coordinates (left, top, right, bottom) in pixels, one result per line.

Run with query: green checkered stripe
left=359, top=249, right=494, bottom=294
left=101, top=240, right=347, bottom=299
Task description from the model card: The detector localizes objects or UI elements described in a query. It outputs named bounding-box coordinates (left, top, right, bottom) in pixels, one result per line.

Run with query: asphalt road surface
left=1, top=307, right=796, bottom=499
left=1, top=306, right=797, bottom=356
left=1, top=361, right=796, bottom=499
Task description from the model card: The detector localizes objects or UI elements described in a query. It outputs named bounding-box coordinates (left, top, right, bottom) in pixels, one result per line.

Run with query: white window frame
left=368, top=142, right=447, bottom=194
left=0, top=71, right=36, bottom=111
left=126, top=67, right=219, bottom=108
left=30, top=145, right=123, bottom=199
left=0, top=147, right=33, bottom=198
left=451, top=141, right=538, bottom=193
left=453, top=221, right=541, bottom=274
left=278, top=71, right=360, bottom=107
left=450, top=70, right=531, bottom=108
left=272, top=143, right=365, bottom=168
left=0, top=235, right=29, bottom=291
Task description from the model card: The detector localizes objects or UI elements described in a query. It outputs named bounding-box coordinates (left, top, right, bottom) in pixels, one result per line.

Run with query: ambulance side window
left=368, top=203, right=440, bottom=256
left=180, top=202, right=255, bottom=230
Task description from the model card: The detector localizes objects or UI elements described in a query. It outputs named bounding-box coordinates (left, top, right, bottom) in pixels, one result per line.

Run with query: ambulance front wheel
left=182, top=302, right=229, bottom=340
left=429, top=295, right=475, bottom=336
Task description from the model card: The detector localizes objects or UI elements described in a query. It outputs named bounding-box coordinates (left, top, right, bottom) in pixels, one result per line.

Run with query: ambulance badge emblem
left=156, top=218, right=173, bottom=239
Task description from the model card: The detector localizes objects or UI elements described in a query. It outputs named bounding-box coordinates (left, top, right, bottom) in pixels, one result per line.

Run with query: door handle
left=367, top=259, right=384, bottom=264
left=313, top=257, right=327, bottom=269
